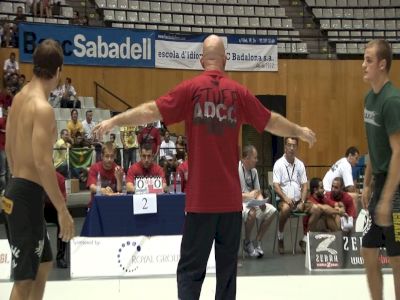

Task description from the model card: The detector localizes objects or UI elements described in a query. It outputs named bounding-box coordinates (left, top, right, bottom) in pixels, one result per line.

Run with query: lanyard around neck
left=241, top=162, right=255, bottom=190
left=285, top=163, right=295, bottom=184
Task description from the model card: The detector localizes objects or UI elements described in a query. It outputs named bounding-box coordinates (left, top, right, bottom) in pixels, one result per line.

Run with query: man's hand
left=361, top=186, right=371, bottom=209
left=102, top=186, right=115, bottom=195
left=93, top=119, right=114, bottom=139
left=284, top=197, right=294, bottom=209
left=57, top=206, right=75, bottom=242
left=114, top=166, right=124, bottom=181
left=249, top=190, right=259, bottom=199
left=375, top=201, right=393, bottom=227
left=299, top=127, right=316, bottom=148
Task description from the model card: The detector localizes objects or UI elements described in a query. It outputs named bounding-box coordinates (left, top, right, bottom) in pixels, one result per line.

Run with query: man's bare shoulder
left=31, top=97, right=55, bottom=121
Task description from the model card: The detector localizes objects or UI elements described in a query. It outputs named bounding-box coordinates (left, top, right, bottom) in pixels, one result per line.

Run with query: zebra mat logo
left=314, top=234, right=339, bottom=268
left=117, top=240, right=141, bottom=273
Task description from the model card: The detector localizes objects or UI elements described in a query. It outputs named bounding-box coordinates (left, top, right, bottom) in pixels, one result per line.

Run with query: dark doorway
left=242, top=95, right=286, bottom=189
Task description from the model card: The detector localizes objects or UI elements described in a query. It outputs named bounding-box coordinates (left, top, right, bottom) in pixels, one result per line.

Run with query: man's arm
left=375, top=131, right=400, bottom=226
left=300, top=182, right=308, bottom=203
left=362, top=156, right=372, bottom=209
left=273, top=182, right=292, bottom=207
left=94, top=101, right=162, bottom=136
left=126, top=182, right=135, bottom=193
left=32, top=104, right=74, bottom=240
left=265, top=112, right=316, bottom=147
left=242, top=190, right=260, bottom=201
left=33, top=107, right=68, bottom=212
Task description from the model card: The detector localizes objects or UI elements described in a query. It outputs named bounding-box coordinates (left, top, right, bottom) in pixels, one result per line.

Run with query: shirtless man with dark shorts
left=2, top=39, right=75, bottom=300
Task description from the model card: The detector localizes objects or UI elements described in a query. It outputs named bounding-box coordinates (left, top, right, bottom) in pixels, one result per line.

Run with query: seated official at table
left=126, top=143, right=167, bottom=193
left=87, top=141, right=124, bottom=207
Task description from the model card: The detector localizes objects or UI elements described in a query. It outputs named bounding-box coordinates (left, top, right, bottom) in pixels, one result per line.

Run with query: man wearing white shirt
left=239, top=145, right=277, bottom=258
left=60, top=77, right=80, bottom=108
left=323, top=146, right=360, bottom=192
left=160, top=130, right=176, bottom=160
left=273, top=137, right=308, bottom=254
left=3, top=52, right=19, bottom=83
left=82, top=110, right=96, bottom=142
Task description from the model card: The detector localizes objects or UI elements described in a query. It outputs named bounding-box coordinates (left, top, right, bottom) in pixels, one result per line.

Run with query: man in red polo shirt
left=86, top=141, right=124, bottom=207
left=93, top=35, right=316, bottom=299
left=126, top=142, right=167, bottom=193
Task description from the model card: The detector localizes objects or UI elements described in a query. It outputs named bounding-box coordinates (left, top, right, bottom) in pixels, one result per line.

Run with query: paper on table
left=243, top=198, right=268, bottom=207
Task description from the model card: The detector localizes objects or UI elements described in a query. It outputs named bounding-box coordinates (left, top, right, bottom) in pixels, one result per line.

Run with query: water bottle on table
left=96, top=172, right=101, bottom=195
left=169, top=172, right=175, bottom=194
left=176, top=173, right=182, bottom=194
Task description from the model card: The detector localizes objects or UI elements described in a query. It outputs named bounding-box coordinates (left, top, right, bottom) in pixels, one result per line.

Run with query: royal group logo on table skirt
left=70, top=236, right=215, bottom=278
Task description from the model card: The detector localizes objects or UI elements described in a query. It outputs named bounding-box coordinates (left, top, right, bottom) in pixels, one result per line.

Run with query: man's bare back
left=6, top=83, right=57, bottom=185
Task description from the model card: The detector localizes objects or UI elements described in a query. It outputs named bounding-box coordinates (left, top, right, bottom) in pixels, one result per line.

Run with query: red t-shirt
left=138, top=126, right=161, bottom=154
left=324, top=191, right=356, bottom=218
left=0, top=117, right=6, bottom=151
left=307, top=194, right=325, bottom=205
left=44, top=172, right=66, bottom=206
left=177, top=161, right=188, bottom=193
left=126, top=162, right=166, bottom=184
left=87, top=161, right=120, bottom=207
left=156, top=70, right=271, bottom=212
left=0, top=93, right=12, bottom=109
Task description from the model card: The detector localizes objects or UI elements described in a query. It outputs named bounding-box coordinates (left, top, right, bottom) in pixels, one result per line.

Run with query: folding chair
left=270, top=185, right=307, bottom=255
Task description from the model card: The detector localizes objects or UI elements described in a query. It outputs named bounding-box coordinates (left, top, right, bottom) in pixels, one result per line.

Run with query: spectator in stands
left=240, top=145, right=277, bottom=258
left=53, top=129, right=73, bottom=178
left=160, top=130, right=176, bottom=163
left=71, top=131, right=90, bottom=148
left=12, top=6, right=26, bottom=47
left=0, top=108, right=7, bottom=195
left=18, top=74, right=26, bottom=90
left=80, top=15, right=88, bottom=26
left=32, top=0, right=39, bottom=17
left=120, top=125, right=138, bottom=172
left=3, top=52, right=19, bottom=83
left=49, top=80, right=63, bottom=107
left=109, top=133, right=121, bottom=166
left=324, top=177, right=356, bottom=232
left=126, top=143, right=167, bottom=194
left=71, top=10, right=81, bottom=25
left=40, top=0, right=52, bottom=18
left=323, top=146, right=360, bottom=192
left=138, top=122, right=161, bottom=158
left=176, top=154, right=188, bottom=193
left=0, top=86, right=13, bottom=110
left=60, top=77, right=80, bottom=108
left=175, top=135, right=186, bottom=162
left=7, top=73, right=20, bottom=95
left=67, top=108, right=83, bottom=141
left=43, top=171, right=68, bottom=268
left=82, top=109, right=96, bottom=143
left=87, top=141, right=124, bottom=207
left=273, top=137, right=308, bottom=254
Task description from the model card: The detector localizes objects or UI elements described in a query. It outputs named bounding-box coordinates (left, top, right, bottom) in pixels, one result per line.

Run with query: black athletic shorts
left=362, top=173, right=400, bottom=257
left=2, top=178, right=53, bottom=281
